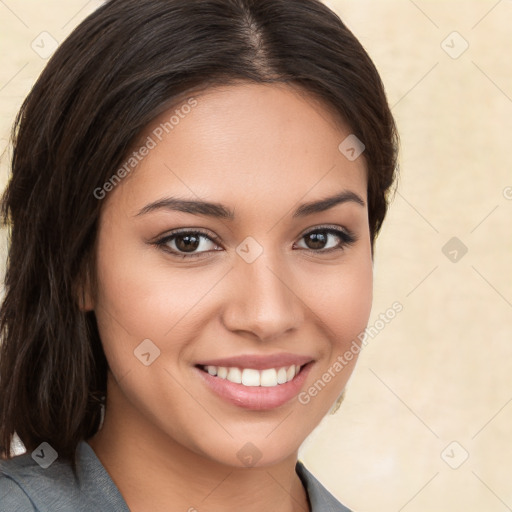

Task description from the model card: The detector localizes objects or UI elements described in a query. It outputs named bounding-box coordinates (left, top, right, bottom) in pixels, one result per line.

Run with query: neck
left=87, top=378, right=310, bottom=512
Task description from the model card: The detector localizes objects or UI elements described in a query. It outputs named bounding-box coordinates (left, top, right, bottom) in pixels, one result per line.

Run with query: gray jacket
left=0, top=441, right=352, bottom=511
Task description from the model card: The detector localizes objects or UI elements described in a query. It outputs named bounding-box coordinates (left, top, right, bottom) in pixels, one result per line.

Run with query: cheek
left=296, top=250, right=373, bottom=411
left=330, top=261, right=373, bottom=348
left=92, top=222, right=238, bottom=388
left=95, top=259, right=211, bottom=341
left=305, top=253, right=373, bottom=354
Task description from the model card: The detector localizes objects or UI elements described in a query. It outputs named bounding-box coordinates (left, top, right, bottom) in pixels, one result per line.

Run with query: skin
left=85, top=82, right=373, bottom=512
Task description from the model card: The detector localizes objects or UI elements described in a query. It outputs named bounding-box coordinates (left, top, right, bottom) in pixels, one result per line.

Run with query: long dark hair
left=0, top=0, right=398, bottom=471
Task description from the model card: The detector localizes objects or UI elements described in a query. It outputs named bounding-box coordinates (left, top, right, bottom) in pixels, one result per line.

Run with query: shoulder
left=0, top=441, right=115, bottom=512
left=0, top=451, right=40, bottom=511
left=0, top=447, right=83, bottom=511
left=0, top=475, right=36, bottom=511
left=1, top=441, right=129, bottom=512
left=296, top=460, right=353, bottom=512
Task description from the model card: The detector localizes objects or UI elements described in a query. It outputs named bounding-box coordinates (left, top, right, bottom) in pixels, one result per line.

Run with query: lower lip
left=195, top=363, right=313, bottom=410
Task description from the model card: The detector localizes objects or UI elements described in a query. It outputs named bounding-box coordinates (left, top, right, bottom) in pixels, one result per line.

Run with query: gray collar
left=295, top=459, right=353, bottom=512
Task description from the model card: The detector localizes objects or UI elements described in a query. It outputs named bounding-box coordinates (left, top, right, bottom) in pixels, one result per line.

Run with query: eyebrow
left=135, top=190, right=365, bottom=219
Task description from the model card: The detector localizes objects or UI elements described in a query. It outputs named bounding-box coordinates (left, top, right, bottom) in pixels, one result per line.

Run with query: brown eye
left=296, top=227, right=356, bottom=252
left=304, top=231, right=329, bottom=250
left=174, top=233, right=202, bottom=253
left=156, top=230, right=221, bottom=258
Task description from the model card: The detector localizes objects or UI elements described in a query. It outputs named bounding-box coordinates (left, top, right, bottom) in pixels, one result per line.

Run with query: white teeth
left=276, top=367, right=287, bottom=384
left=227, top=367, right=242, bottom=384
left=260, top=368, right=277, bottom=387
left=241, top=369, right=260, bottom=387
left=202, top=364, right=303, bottom=387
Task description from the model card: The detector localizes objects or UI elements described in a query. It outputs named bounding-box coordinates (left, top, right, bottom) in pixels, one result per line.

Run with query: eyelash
left=154, top=225, right=357, bottom=259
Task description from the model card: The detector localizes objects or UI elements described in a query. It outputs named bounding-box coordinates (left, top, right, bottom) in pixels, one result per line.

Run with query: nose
left=221, top=249, right=304, bottom=342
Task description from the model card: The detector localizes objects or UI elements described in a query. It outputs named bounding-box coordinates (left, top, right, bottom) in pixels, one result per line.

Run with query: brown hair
left=0, top=0, right=398, bottom=472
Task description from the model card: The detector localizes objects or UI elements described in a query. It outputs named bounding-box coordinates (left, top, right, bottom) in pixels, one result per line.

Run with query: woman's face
left=89, top=82, right=373, bottom=467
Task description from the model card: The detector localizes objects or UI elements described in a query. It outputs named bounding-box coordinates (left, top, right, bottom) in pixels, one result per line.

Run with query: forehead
left=104, top=82, right=368, bottom=220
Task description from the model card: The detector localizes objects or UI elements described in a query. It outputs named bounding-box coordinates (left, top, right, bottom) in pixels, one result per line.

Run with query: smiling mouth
left=196, top=363, right=307, bottom=388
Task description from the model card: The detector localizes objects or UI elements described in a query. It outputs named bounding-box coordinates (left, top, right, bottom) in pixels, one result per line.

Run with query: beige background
left=1, top=1, right=511, bottom=511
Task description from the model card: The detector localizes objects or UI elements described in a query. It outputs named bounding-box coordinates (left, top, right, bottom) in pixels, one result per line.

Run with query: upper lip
left=195, top=353, right=314, bottom=370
